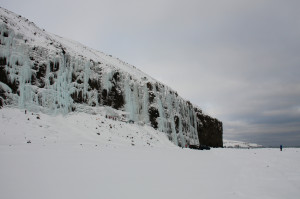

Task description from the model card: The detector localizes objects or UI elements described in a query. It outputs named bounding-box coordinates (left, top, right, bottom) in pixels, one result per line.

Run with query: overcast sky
left=2, top=0, right=300, bottom=146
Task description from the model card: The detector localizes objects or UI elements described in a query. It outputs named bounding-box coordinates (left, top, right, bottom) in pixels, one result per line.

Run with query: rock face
left=0, top=7, right=223, bottom=147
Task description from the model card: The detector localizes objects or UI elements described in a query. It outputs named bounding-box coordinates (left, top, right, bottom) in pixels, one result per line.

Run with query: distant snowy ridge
left=223, top=140, right=263, bottom=148
left=0, top=7, right=222, bottom=147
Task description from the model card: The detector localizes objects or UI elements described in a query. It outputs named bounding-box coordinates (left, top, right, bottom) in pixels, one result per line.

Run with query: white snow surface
left=1, top=107, right=300, bottom=199
left=0, top=107, right=173, bottom=148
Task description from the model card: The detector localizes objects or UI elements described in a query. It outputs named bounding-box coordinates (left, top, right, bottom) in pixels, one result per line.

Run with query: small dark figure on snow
left=280, top=145, right=283, bottom=151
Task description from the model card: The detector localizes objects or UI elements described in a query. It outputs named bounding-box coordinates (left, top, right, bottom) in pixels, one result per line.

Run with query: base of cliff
left=0, top=107, right=175, bottom=148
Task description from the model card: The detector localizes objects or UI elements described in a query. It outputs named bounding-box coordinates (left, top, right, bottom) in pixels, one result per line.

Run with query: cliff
left=0, top=7, right=222, bottom=147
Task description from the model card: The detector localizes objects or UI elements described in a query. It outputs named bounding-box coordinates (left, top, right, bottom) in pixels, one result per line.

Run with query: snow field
left=1, top=108, right=300, bottom=199
left=0, top=146, right=299, bottom=199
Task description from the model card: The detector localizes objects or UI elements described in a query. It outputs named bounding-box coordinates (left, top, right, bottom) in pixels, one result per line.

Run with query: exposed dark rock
left=0, top=88, right=5, bottom=99
left=100, top=72, right=124, bottom=109
left=148, top=91, right=155, bottom=104
left=148, top=106, right=159, bottom=129
left=88, top=78, right=100, bottom=91
left=174, top=115, right=179, bottom=133
left=0, top=87, right=6, bottom=107
left=49, top=76, right=54, bottom=85
left=112, top=71, right=120, bottom=82
left=0, top=65, right=18, bottom=93
left=110, top=86, right=124, bottom=109
left=102, top=89, right=107, bottom=102
left=0, top=57, right=6, bottom=66
left=77, top=78, right=83, bottom=84
left=147, top=82, right=153, bottom=91
left=155, top=83, right=159, bottom=92
left=50, top=61, right=59, bottom=72
left=103, top=86, right=124, bottom=110
left=71, top=90, right=85, bottom=103
left=196, top=110, right=223, bottom=147
left=32, top=61, right=38, bottom=70
left=36, top=63, right=46, bottom=79
left=72, top=72, right=76, bottom=82
left=3, top=31, right=8, bottom=37
left=30, top=74, right=36, bottom=84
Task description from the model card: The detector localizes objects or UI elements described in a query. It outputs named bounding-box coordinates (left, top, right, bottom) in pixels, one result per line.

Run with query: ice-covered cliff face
left=0, top=7, right=222, bottom=147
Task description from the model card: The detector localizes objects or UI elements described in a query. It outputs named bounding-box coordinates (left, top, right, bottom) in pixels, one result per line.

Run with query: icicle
left=132, top=83, right=139, bottom=121
left=175, top=97, right=186, bottom=147
left=193, top=109, right=200, bottom=145
left=142, top=84, right=149, bottom=123
left=18, top=61, right=32, bottom=108
left=188, top=106, right=196, bottom=145
left=166, top=91, right=178, bottom=145
left=83, top=61, right=90, bottom=100
left=102, top=69, right=113, bottom=92
left=156, top=92, right=165, bottom=133
left=179, top=115, right=186, bottom=147
left=124, top=78, right=136, bottom=121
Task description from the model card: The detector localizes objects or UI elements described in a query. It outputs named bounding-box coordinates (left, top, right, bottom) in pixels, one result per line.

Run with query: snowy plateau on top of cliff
left=0, top=7, right=223, bottom=147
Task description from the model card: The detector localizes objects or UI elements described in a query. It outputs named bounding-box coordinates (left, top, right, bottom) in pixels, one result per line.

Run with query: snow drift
left=0, top=7, right=222, bottom=147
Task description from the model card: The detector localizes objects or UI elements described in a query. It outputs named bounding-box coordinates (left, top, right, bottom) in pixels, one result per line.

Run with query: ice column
left=188, top=107, right=195, bottom=145
left=124, top=79, right=137, bottom=121
left=176, top=99, right=186, bottom=147
left=102, top=69, right=113, bottom=92
left=133, top=83, right=139, bottom=121
left=179, top=115, right=186, bottom=147
left=193, top=109, right=200, bottom=145
left=51, top=55, right=73, bottom=114
left=142, top=84, right=149, bottom=123
left=83, top=61, right=91, bottom=100
left=156, top=94, right=165, bottom=132
left=167, top=93, right=178, bottom=145
left=18, top=60, right=32, bottom=108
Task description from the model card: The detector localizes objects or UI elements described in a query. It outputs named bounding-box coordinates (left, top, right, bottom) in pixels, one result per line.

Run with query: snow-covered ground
left=0, top=107, right=174, bottom=148
left=1, top=107, right=300, bottom=199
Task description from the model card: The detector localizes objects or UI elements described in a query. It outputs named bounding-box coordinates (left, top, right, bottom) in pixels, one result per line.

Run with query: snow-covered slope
left=0, top=7, right=222, bottom=147
left=0, top=107, right=174, bottom=148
